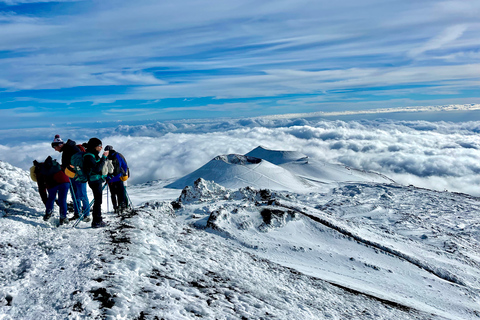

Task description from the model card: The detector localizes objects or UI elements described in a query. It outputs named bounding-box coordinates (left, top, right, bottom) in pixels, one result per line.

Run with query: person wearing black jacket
left=83, top=137, right=109, bottom=228
left=34, top=156, right=71, bottom=225
left=52, top=134, right=90, bottom=221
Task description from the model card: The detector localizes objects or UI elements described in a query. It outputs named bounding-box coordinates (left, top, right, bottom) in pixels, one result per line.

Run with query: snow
left=1, top=145, right=480, bottom=319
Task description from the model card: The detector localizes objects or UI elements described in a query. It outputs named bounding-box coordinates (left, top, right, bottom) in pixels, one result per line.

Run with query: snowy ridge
left=175, top=178, right=480, bottom=319
left=272, top=199, right=466, bottom=287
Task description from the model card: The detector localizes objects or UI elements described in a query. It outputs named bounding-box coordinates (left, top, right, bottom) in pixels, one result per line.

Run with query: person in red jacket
left=35, top=156, right=71, bottom=225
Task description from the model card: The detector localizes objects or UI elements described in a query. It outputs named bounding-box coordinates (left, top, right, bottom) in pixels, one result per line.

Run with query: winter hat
left=104, top=145, right=114, bottom=151
left=87, top=137, right=102, bottom=150
left=51, top=134, right=64, bottom=148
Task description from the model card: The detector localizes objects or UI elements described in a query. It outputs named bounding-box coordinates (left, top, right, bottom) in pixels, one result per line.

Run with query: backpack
left=30, top=165, right=38, bottom=182
left=42, top=156, right=62, bottom=176
left=77, top=144, right=86, bottom=152
left=31, top=157, right=62, bottom=181
left=70, top=152, right=89, bottom=183
left=112, top=153, right=128, bottom=176
left=71, top=152, right=106, bottom=182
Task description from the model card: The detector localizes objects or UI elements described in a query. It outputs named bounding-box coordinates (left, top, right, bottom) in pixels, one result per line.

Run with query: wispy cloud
left=408, top=25, right=468, bottom=58
left=0, top=0, right=479, bottom=127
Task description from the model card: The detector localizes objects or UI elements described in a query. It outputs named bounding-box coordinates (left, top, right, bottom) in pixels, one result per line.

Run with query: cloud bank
left=2, top=116, right=480, bottom=196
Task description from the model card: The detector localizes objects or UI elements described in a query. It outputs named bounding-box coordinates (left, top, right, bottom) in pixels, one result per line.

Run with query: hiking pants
left=108, top=181, right=126, bottom=209
left=46, top=182, right=69, bottom=219
left=71, top=178, right=89, bottom=216
left=88, top=180, right=104, bottom=224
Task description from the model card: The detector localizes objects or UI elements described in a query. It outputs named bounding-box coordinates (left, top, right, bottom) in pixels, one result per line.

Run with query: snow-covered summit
left=166, top=153, right=313, bottom=192
left=167, top=146, right=393, bottom=191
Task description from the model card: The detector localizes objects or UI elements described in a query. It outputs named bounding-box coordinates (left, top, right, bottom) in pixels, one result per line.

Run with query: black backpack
left=35, top=156, right=62, bottom=177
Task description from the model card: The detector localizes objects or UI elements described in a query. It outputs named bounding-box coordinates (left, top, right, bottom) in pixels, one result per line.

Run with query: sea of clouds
left=2, top=116, right=480, bottom=196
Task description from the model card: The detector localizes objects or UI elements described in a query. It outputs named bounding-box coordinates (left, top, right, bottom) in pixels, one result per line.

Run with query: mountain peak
left=213, top=154, right=261, bottom=165
left=245, top=146, right=307, bottom=165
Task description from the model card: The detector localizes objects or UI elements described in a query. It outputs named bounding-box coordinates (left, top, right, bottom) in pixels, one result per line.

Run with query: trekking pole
left=106, top=182, right=109, bottom=213
left=69, top=179, right=80, bottom=216
left=124, top=186, right=134, bottom=210
left=72, top=198, right=94, bottom=228
left=72, top=182, right=108, bottom=228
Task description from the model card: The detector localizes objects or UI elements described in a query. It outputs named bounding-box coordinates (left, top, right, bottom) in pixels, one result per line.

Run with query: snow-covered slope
left=1, top=158, right=480, bottom=319
left=0, top=161, right=43, bottom=218
left=166, top=154, right=313, bottom=192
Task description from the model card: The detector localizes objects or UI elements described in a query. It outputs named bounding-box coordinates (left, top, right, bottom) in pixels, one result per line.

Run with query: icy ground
left=1, top=146, right=480, bottom=319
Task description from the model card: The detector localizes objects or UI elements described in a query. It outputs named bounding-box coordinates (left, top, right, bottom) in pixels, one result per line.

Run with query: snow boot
left=92, top=221, right=108, bottom=228
left=59, top=217, right=69, bottom=226
left=43, top=210, right=54, bottom=221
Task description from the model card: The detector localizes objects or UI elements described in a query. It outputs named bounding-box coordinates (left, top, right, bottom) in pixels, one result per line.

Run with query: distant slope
left=281, top=158, right=393, bottom=184
left=248, top=146, right=394, bottom=184
left=166, top=154, right=313, bottom=192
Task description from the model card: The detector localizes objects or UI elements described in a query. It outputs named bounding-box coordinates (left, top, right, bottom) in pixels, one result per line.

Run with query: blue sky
left=0, top=0, right=479, bottom=129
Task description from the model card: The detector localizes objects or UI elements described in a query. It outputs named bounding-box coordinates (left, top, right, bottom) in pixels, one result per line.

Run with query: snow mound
left=166, top=154, right=312, bottom=192
left=0, top=161, right=43, bottom=217
left=177, top=178, right=276, bottom=205
left=245, top=146, right=307, bottom=165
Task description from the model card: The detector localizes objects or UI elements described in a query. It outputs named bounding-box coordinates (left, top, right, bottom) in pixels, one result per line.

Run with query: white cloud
left=2, top=117, right=480, bottom=196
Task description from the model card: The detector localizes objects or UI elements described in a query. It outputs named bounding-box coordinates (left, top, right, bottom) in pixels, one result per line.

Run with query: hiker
left=34, top=156, right=70, bottom=225
left=84, top=137, right=109, bottom=228
left=105, top=145, right=129, bottom=213
left=31, top=162, right=48, bottom=205
left=51, top=134, right=90, bottom=222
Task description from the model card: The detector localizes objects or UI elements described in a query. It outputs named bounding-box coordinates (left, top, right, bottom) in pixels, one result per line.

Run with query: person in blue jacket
left=104, top=145, right=129, bottom=213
